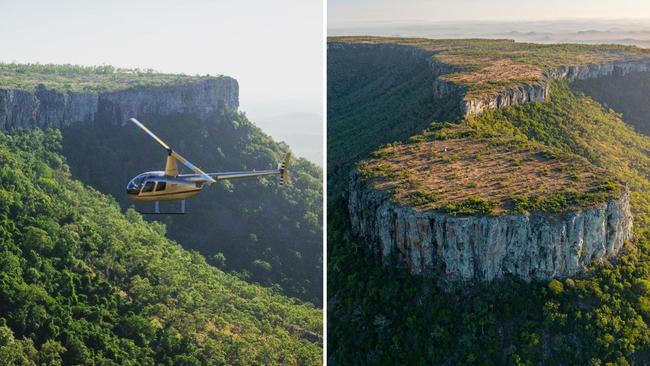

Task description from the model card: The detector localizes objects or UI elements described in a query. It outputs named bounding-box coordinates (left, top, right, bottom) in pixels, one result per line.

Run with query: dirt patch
left=442, top=59, right=544, bottom=86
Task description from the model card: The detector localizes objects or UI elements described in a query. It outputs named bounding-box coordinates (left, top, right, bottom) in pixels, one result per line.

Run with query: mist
left=0, top=0, right=323, bottom=166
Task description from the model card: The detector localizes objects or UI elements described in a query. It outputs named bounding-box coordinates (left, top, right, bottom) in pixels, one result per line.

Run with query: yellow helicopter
left=126, top=117, right=290, bottom=214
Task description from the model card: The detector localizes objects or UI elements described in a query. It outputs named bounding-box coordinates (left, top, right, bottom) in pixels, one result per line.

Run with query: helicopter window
left=155, top=181, right=166, bottom=191
left=141, top=181, right=155, bottom=193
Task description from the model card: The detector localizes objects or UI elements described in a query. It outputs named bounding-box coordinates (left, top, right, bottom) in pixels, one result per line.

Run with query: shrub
left=444, top=197, right=498, bottom=216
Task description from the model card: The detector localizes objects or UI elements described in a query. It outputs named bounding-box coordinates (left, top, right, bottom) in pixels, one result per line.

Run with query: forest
left=573, top=71, right=650, bottom=137
left=328, top=40, right=650, bottom=364
left=0, top=62, right=215, bottom=92
left=327, top=45, right=462, bottom=179
left=60, top=108, right=323, bottom=305
left=0, top=128, right=322, bottom=365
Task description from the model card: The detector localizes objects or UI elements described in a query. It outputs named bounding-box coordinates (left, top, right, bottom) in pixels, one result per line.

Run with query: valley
left=0, top=64, right=323, bottom=364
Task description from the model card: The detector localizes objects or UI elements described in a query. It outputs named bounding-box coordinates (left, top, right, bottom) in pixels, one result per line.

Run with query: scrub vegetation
left=329, top=36, right=650, bottom=99
left=328, top=38, right=650, bottom=364
left=359, top=133, right=622, bottom=215
left=0, top=62, right=219, bottom=92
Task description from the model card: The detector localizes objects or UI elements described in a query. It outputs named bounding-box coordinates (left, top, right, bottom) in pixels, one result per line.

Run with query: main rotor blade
left=129, top=118, right=171, bottom=152
left=171, top=150, right=216, bottom=184
left=130, top=117, right=215, bottom=184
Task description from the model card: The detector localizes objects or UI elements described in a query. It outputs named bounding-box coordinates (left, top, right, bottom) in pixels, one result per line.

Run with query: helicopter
left=126, top=117, right=290, bottom=214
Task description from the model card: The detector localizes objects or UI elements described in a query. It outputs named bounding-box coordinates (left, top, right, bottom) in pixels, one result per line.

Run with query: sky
left=329, top=0, right=650, bottom=28
left=0, top=0, right=323, bottom=165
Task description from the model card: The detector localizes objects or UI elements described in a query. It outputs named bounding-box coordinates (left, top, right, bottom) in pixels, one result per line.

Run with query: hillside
left=61, top=110, right=323, bottom=304
left=0, top=64, right=323, bottom=305
left=327, top=45, right=461, bottom=177
left=573, top=71, right=650, bottom=137
left=0, top=129, right=321, bottom=365
left=329, top=38, right=650, bottom=364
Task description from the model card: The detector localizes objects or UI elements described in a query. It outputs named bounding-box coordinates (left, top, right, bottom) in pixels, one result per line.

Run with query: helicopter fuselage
left=126, top=171, right=204, bottom=202
left=125, top=118, right=290, bottom=214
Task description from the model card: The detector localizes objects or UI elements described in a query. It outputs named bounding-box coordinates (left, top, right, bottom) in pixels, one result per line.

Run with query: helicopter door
left=141, top=181, right=155, bottom=193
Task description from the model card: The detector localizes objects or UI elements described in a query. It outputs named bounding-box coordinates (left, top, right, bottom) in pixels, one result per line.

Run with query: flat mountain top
left=0, top=62, right=226, bottom=93
left=359, top=135, right=622, bottom=215
left=329, top=36, right=650, bottom=98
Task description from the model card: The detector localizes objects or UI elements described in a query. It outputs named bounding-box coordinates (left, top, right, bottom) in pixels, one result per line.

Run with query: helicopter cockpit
left=126, top=171, right=164, bottom=195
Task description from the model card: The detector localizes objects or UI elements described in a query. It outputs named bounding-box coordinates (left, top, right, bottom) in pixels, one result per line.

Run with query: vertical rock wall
left=0, top=77, right=239, bottom=130
left=348, top=172, right=634, bottom=282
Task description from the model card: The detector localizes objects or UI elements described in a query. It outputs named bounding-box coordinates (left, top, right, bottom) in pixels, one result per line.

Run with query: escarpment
left=328, top=38, right=650, bottom=116
left=0, top=77, right=238, bottom=130
left=462, top=60, right=650, bottom=115
left=332, top=39, right=648, bottom=284
left=348, top=171, right=634, bottom=282
left=348, top=134, right=635, bottom=282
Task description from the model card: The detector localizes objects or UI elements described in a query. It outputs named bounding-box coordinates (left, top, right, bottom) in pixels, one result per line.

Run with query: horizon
left=329, top=0, right=650, bottom=28
left=328, top=17, right=650, bottom=49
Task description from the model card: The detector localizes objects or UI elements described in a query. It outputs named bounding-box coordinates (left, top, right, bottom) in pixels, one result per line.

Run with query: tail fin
left=279, top=153, right=291, bottom=186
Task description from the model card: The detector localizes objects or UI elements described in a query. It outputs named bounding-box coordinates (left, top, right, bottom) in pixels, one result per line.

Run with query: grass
left=329, top=37, right=650, bottom=218
left=354, top=78, right=650, bottom=225
left=444, top=197, right=498, bottom=216
left=358, top=134, right=623, bottom=215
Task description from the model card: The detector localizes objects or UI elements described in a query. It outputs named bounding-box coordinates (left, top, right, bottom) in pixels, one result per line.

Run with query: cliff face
left=348, top=172, right=634, bottom=282
left=329, top=41, right=650, bottom=116
left=0, top=77, right=239, bottom=130
left=461, top=60, right=650, bottom=115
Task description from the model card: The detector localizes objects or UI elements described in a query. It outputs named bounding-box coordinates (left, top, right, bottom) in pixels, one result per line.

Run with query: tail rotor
left=279, top=153, right=291, bottom=186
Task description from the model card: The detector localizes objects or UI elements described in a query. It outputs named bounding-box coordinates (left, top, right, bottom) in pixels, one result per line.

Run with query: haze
left=0, top=0, right=323, bottom=166
left=329, top=0, right=650, bottom=27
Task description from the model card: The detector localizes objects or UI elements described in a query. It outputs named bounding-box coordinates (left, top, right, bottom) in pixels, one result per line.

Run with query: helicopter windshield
left=126, top=178, right=145, bottom=194
left=126, top=173, right=153, bottom=194
left=126, top=172, right=165, bottom=195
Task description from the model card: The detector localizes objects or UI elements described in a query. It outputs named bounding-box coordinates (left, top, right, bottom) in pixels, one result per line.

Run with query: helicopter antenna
left=129, top=118, right=216, bottom=184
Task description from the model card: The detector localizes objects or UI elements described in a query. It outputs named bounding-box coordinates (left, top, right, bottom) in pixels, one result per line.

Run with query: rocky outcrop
left=461, top=60, right=650, bottom=115
left=332, top=41, right=641, bottom=283
left=329, top=41, right=650, bottom=116
left=0, top=77, right=238, bottom=130
left=348, top=172, right=634, bottom=282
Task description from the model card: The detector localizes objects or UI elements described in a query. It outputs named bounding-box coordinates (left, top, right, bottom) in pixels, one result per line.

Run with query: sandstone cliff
left=348, top=171, right=634, bottom=282
left=462, top=60, right=650, bottom=115
left=0, top=77, right=238, bottom=130
left=329, top=41, right=650, bottom=116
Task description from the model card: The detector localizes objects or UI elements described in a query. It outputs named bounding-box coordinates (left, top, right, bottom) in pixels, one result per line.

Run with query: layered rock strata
left=329, top=42, right=650, bottom=116
left=462, top=60, right=650, bottom=115
left=348, top=172, right=634, bottom=282
left=0, top=77, right=238, bottom=130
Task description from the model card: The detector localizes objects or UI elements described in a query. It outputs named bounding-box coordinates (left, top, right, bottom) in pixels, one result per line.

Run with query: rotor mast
left=165, top=155, right=179, bottom=176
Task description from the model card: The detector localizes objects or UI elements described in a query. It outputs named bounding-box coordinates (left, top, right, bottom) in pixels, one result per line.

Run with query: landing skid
left=138, top=200, right=187, bottom=215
